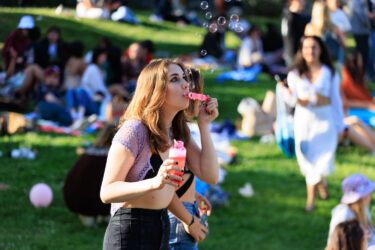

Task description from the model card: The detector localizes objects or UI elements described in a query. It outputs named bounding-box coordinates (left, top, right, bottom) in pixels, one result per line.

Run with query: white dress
left=285, top=65, right=344, bottom=185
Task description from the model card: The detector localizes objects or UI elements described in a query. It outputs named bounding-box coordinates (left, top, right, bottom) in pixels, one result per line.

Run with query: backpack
left=237, top=97, right=273, bottom=137
left=275, top=85, right=295, bottom=158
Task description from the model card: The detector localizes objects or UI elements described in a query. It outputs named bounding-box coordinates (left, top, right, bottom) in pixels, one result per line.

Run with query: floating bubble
left=217, top=16, right=226, bottom=25
left=200, top=1, right=209, bottom=10
left=209, top=23, right=218, bottom=33
left=230, top=14, right=239, bottom=22
left=201, top=50, right=207, bottom=56
left=225, top=0, right=231, bottom=2
left=202, top=21, right=209, bottom=28
left=205, top=12, right=212, bottom=20
left=228, top=21, right=236, bottom=30
left=235, top=23, right=244, bottom=33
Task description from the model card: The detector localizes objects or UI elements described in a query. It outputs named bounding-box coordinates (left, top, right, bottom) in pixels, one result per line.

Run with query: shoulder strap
left=176, top=173, right=195, bottom=198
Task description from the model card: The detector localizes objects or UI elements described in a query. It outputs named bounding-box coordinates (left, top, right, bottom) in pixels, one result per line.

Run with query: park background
left=0, top=2, right=374, bottom=249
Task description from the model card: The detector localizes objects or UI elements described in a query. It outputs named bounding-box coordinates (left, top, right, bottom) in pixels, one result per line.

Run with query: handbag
left=275, top=85, right=295, bottom=158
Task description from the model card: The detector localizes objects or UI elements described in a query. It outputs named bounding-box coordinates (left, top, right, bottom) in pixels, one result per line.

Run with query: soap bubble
left=202, top=21, right=209, bottom=28
left=228, top=21, right=236, bottom=30
left=201, top=50, right=207, bottom=56
left=225, top=0, right=231, bottom=2
left=205, top=12, right=212, bottom=20
left=217, top=16, right=226, bottom=25
left=230, top=14, right=239, bottom=22
left=235, top=23, right=244, bottom=32
left=209, top=23, right=218, bottom=33
left=200, top=1, right=209, bottom=10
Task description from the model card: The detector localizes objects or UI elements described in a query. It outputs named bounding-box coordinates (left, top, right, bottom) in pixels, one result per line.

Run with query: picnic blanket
left=216, top=64, right=262, bottom=83
left=348, top=108, right=375, bottom=127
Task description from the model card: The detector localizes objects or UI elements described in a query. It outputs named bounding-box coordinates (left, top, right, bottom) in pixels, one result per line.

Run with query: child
left=327, top=173, right=375, bottom=248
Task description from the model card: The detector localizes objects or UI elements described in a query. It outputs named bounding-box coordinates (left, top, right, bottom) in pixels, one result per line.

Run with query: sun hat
left=341, top=174, right=375, bottom=204
left=17, top=15, right=34, bottom=29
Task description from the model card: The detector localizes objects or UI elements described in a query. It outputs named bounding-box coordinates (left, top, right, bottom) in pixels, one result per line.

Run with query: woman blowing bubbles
left=279, top=36, right=344, bottom=212
left=100, top=59, right=219, bottom=249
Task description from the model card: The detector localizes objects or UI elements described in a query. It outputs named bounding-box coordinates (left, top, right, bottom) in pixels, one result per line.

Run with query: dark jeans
left=37, top=101, right=72, bottom=126
left=103, top=208, right=170, bottom=250
left=353, top=34, right=370, bottom=72
left=65, top=88, right=98, bottom=116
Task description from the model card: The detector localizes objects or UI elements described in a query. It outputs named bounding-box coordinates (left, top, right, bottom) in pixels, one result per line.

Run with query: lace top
left=110, top=119, right=153, bottom=216
left=112, top=119, right=152, bottom=182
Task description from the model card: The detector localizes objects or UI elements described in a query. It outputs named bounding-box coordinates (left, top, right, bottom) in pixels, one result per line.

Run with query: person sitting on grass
left=327, top=173, right=375, bottom=248
left=35, top=66, right=72, bottom=126
left=81, top=47, right=111, bottom=122
left=341, top=51, right=375, bottom=111
left=2, top=15, right=34, bottom=79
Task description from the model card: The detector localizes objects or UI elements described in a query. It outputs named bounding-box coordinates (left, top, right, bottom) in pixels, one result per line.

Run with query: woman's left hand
left=197, top=96, right=218, bottom=125
left=195, top=192, right=212, bottom=216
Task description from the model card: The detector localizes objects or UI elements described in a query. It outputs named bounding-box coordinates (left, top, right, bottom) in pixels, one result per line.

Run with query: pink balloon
left=29, top=183, right=53, bottom=208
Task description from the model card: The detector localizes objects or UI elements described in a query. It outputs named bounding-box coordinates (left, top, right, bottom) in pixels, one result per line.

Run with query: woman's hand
left=197, top=96, right=218, bottom=126
left=195, top=192, right=212, bottom=216
left=152, top=159, right=183, bottom=190
left=183, top=215, right=208, bottom=242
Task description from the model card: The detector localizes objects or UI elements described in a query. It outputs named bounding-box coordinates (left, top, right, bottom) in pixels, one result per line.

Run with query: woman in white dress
left=280, top=36, right=345, bottom=211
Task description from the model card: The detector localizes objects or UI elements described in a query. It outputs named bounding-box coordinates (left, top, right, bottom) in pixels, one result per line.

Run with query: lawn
left=1, top=7, right=375, bottom=250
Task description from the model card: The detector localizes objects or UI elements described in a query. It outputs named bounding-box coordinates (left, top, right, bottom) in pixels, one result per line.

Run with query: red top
left=1, top=30, right=30, bottom=70
left=341, top=67, right=372, bottom=101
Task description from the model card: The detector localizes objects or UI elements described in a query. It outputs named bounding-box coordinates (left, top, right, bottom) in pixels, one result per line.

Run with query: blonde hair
left=184, top=67, right=204, bottom=121
left=349, top=197, right=374, bottom=233
left=120, top=58, right=190, bottom=153
left=310, top=1, right=333, bottom=36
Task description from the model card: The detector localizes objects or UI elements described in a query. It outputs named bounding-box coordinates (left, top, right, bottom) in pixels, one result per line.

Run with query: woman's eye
left=171, top=77, right=178, bottom=82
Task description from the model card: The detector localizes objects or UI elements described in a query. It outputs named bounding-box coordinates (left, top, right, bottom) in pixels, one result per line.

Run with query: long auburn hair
left=290, top=36, right=335, bottom=78
left=184, top=67, right=204, bottom=121
left=344, top=51, right=364, bottom=85
left=349, top=197, right=375, bottom=233
left=120, top=58, right=190, bottom=153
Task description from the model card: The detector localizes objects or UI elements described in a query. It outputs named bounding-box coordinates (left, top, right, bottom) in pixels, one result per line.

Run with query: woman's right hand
left=152, top=159, right=183, bottom=190
left=183, top=215, right=208, bottom=242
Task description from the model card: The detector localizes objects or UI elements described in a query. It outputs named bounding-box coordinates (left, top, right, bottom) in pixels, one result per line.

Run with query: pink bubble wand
left=185, top=92, right=209, bottom=101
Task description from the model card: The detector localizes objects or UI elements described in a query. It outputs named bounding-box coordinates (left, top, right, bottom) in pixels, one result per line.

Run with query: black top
left=144, top=153, right=194, bottom=198
left=144, top=154, right=163, bottom=180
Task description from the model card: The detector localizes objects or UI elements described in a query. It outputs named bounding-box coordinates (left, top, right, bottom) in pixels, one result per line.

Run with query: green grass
left=1, top=7, right=375, bottom=250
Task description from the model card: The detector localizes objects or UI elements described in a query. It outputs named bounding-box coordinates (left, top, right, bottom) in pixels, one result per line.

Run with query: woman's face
left=302, top=37, right=321, bottom=65
left=164, top=64, right=190, bottom=111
